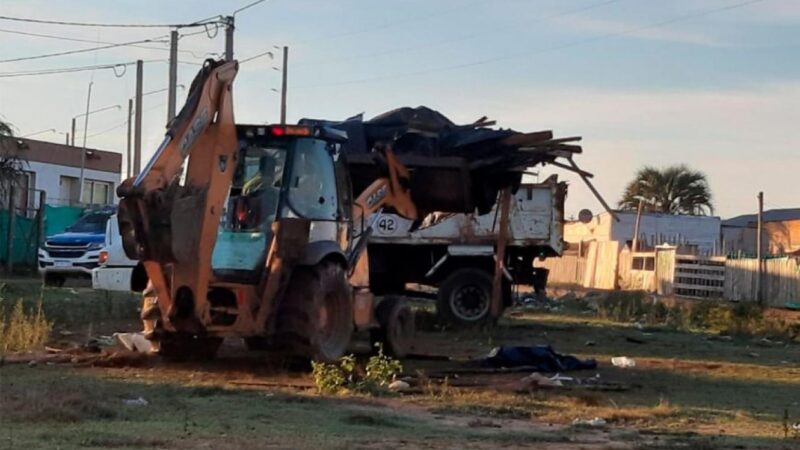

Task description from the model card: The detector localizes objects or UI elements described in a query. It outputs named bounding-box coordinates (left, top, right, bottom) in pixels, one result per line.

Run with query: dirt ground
left=1, top=282, right=800, bottom=449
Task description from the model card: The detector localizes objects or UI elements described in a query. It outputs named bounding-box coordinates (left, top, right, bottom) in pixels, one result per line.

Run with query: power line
left=296, top=0, right=765, bottom=89
left=294, top=0, right=623, bottom=68
left=0, top=27, right=213, bottom=57
left=0, top=14, right=221, bottom=28
left=0, top=60, right=161, bottom=78
left=81, top=102, right=167, bottom=139
left=0, top=36, right=169, bottom=64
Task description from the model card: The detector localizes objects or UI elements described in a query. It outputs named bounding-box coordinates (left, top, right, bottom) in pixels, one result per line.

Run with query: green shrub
left=311, top=346, right=403, bottom=395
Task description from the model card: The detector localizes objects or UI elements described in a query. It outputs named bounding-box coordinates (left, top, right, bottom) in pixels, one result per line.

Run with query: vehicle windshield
left=66, top=212, right=111, bottom=233
left=284, top=138, right=338, bottom=221
left=211, top=143, right=287, bottom=274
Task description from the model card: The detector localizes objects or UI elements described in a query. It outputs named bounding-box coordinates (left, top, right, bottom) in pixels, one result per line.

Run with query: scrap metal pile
left=303, top=106, right=585, bottom=215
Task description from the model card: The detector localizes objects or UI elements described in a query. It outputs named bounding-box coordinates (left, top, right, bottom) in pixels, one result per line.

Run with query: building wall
left=27, top=161, right=119, bottom=206
left=565, top=212, right=721, bottom=253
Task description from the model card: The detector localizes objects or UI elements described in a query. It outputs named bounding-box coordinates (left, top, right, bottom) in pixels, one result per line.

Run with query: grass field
left=1, top=279, right=799, bottom=449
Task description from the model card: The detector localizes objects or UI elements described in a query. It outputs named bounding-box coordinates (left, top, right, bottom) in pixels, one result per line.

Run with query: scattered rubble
left=611, top=357, right=636, bottom=368
left=572, top=417, right=607, bottom=427
left=123, top=397, right=149, bottom=407
left=388, top=380, right=411, bottom=392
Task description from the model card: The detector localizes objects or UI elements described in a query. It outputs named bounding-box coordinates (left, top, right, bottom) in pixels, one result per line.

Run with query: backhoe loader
left=117, top=59, right=426, bottom=361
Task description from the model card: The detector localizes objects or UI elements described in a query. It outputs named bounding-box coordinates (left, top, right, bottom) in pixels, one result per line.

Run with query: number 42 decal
left=377, top=217, right=397, bottom=233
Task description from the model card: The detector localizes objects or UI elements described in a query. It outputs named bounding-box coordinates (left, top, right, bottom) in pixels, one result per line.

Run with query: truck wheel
left=275, top=260, right=353, bottom=363
left=370, top=296, right=414, bottom=359
left=437, top=268, right=495, bottom=326
left=43, top=273, right=65, bottom=288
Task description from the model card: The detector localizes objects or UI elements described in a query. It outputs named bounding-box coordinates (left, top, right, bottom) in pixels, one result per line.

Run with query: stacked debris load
left=302, top=106, right=582, bottom=215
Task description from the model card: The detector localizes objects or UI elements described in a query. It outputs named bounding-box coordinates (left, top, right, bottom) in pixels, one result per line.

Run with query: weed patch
left=0, top=299, right=51, bottom=353
left=594, top=291, right=799, bottom=340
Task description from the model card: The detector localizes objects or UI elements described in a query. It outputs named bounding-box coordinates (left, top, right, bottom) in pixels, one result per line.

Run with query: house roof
left=0, top=136, right=121, bottom=174
left=722, top=208, right=800, bottom=227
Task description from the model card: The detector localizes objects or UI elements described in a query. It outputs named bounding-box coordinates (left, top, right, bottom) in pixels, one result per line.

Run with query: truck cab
left=39, top=207, right=116, bottom=287
left=92, top=213, right=142, bottom=292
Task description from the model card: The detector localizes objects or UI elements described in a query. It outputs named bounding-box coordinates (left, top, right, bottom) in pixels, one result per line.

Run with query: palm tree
left=618, top=165, right=713, bottom=215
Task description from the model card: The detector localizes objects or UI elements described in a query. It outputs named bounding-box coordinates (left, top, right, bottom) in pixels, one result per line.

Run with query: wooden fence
left=724, top=258, right=800, bottom=307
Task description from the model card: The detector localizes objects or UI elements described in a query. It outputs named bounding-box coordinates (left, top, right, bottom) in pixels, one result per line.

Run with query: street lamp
left=70, top=103, right=121, bottom=146
left=22, top=128, right=55, bottom=138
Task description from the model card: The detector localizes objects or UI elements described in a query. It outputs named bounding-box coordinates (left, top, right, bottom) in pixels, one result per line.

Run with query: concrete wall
left=27, top=160, right=119, bottom=206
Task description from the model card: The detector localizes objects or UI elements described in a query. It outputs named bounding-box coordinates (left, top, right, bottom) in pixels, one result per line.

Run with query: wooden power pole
left=756, top=191, right=764, bottom=304
left=632, top=198, right=644, bottom=252
left=280, top=46, right=288, bottom=124
left=133, top=60, right=143, bottom=176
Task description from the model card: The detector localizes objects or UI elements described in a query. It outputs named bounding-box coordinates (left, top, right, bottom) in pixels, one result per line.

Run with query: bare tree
left=0, top=118, right=30, bottom=210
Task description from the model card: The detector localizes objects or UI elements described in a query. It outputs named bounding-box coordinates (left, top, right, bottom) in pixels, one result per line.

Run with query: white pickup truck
left=367, top=177, right=566, bottom=326
left=91, top=214, right=145, bottom=292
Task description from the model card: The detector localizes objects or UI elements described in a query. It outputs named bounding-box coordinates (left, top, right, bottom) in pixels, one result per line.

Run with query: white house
left=1, top=137, right=122, bottom=208
left=565, top=210, right=722, bottom=254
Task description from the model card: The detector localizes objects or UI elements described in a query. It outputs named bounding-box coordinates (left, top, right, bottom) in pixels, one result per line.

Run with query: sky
left=0, top=0, right=798, bottom=219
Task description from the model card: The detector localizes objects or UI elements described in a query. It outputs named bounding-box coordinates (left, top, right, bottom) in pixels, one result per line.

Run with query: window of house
left=81, top=179, right=113, bottom=205
left=632, top=256, right=655, bottom=271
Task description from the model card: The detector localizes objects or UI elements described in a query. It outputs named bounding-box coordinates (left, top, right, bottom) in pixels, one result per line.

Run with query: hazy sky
left=0, top=0, right=797, bottom=218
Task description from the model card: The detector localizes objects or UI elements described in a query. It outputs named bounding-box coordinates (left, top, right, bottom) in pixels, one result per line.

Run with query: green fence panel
left=44, top=205, right=84, bottom=237
left=0, top=210, right=37, bottom=264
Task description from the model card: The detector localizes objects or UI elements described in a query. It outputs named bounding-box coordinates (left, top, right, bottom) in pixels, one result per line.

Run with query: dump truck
left=367, top=176, right=566, bottom=325
left=118, top=59, right=591, bottom=362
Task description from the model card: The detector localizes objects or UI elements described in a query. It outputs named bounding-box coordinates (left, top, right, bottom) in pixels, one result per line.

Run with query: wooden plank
left=675, top=272, right=725, bottom=281
left=673, top=283, right=724, bottom=292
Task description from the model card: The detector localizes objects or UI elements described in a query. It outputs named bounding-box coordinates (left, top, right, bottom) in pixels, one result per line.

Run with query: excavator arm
left=117, top=59, right=238, bottom=329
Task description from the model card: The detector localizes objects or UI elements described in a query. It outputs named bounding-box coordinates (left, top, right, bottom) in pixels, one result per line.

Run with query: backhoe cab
left=118, top=59, right=417, bottom=362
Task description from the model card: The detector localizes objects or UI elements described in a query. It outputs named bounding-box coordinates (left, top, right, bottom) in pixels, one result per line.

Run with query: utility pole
left=70, top=118, right=76, bottom=146
left=280, top=46, right=288, bottom=124
left=78, top=82, right=93, bottom=204
left=133, top=60, right=143, bottom=176
left=756, top=191, right=764, bottom=304
left=632, top=198, right=644, bottom=252
left=167, top=30, right=178, bottom=122
left=224, top=16, right=235, bottom=62
left=126, top=98, right=133, bottom=179
left=65, top=133, right=69, bottom=145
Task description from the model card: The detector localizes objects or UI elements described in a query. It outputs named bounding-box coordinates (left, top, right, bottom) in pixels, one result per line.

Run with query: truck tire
left=436, top=268, right=505, bottom=326
left=274, top=260, right=353, bottom=363
left=370, top=296, right=414, bottom=359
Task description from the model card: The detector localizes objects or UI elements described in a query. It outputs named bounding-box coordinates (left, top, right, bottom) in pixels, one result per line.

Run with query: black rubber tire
left=43, top=273, right=65, bottom=288
left=274, top=260, right=353, bottom=363
left=370, top=297, right=414, bottom=359
left=436, top=268, right=497, bottom=326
